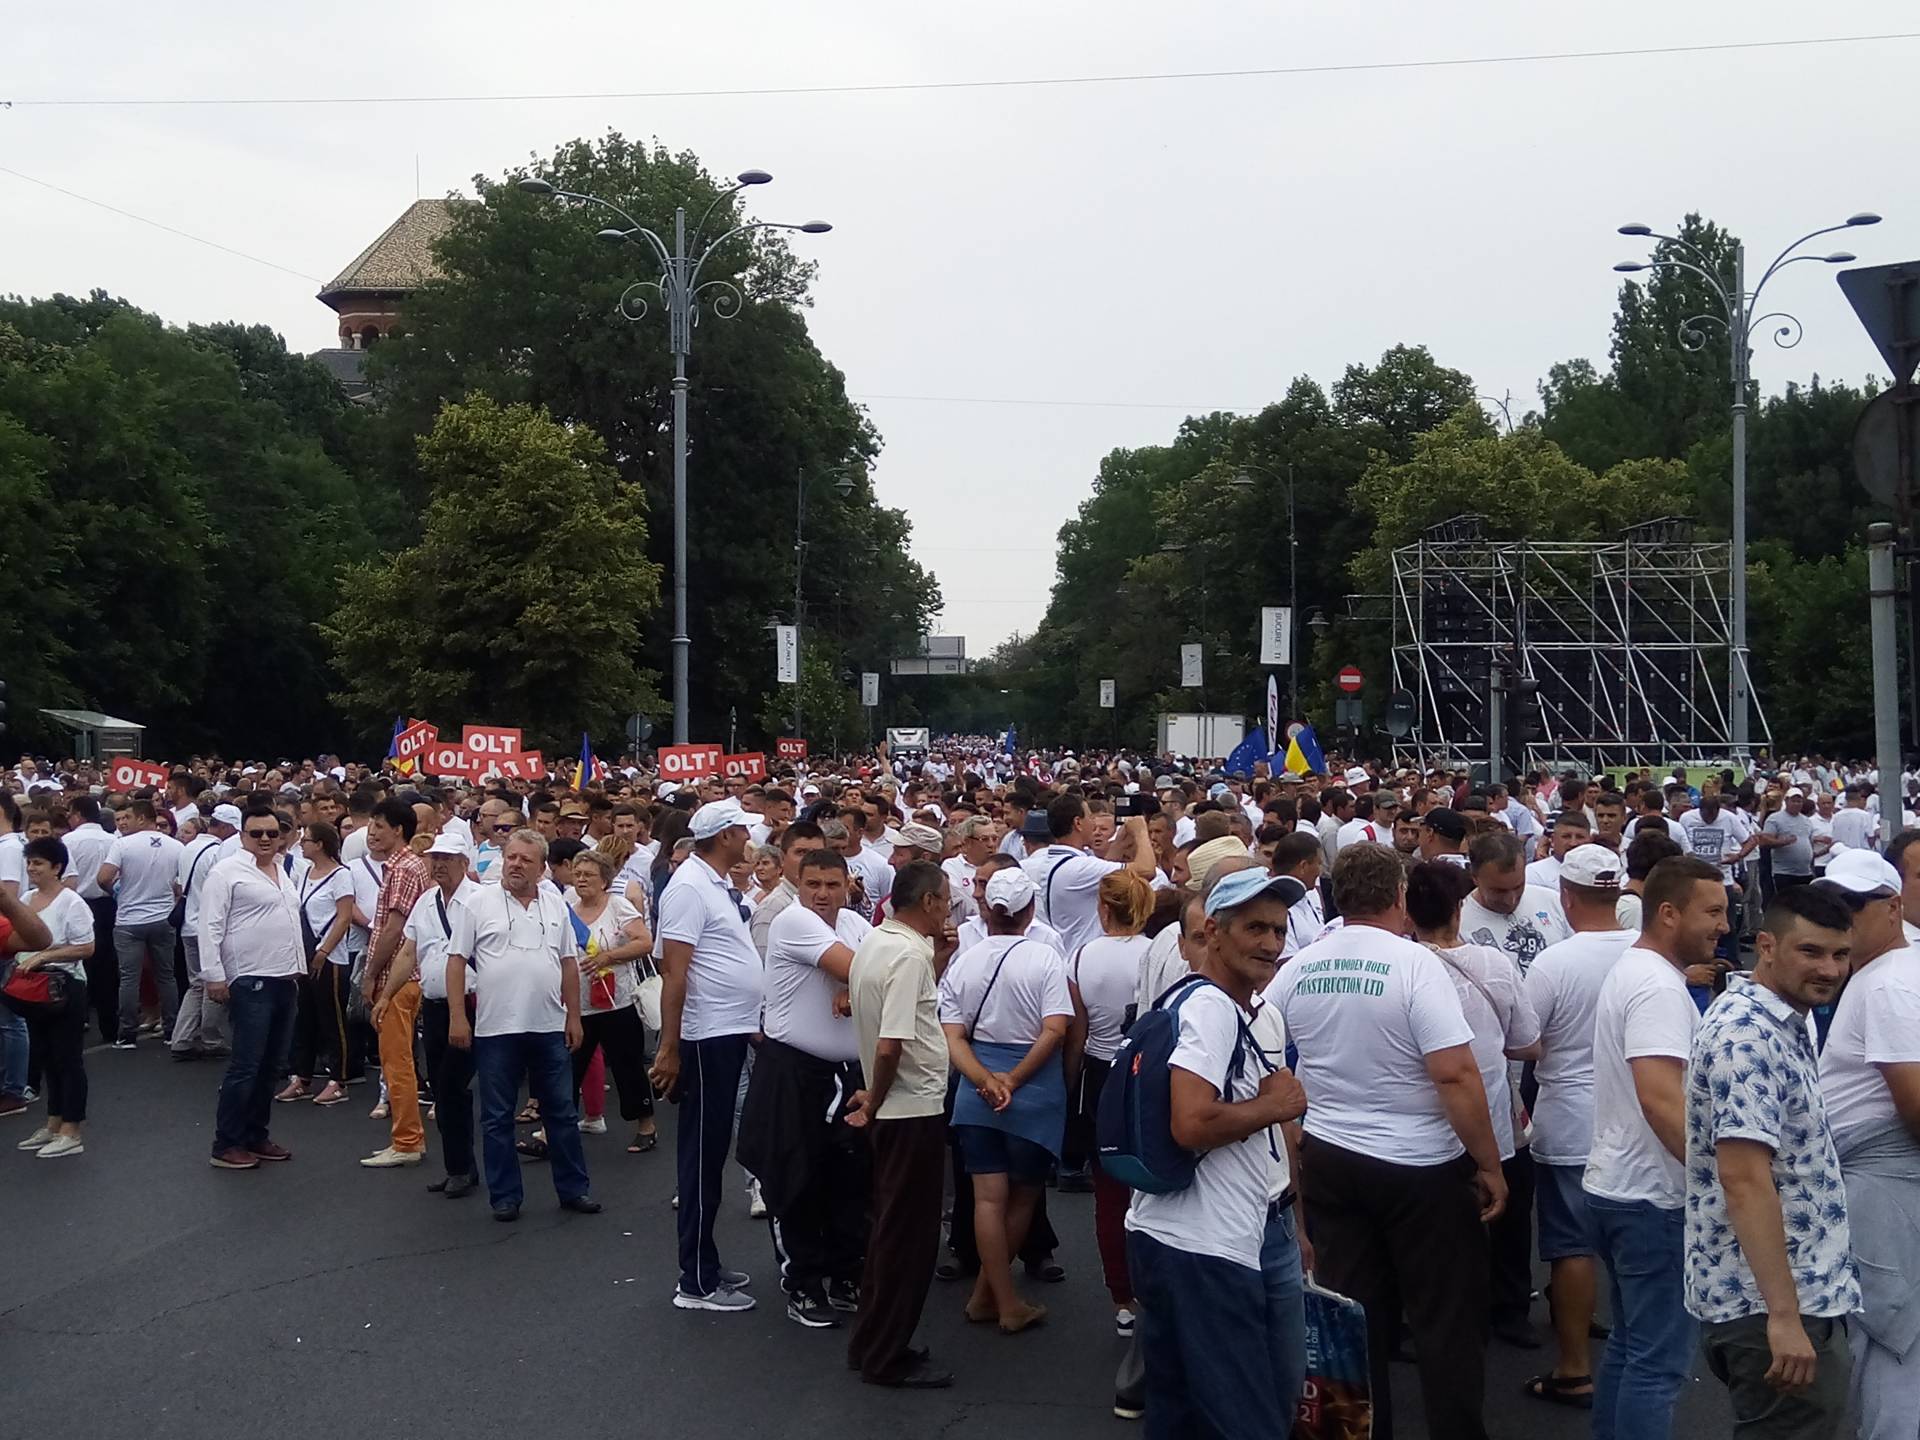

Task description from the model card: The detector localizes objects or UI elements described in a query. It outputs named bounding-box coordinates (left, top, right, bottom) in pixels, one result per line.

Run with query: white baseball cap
left=210, top=803, right=244, bottom=828
left=1824, top=848, right=1903, bottom=899
left=985, top=867, right=1036, bottom=913
left=425, top=832, right=471, bottom=858
left=1344, top=766, right=1370, bottom=787
left=1560, top=843, right=1622, bottom=889
left=689, top=798, right=750, bottom=841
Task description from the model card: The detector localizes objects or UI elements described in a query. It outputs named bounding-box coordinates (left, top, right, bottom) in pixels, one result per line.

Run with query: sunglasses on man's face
left=245, top=829, right=278, bottom=841
left=493, top=823, right=515, bottom=834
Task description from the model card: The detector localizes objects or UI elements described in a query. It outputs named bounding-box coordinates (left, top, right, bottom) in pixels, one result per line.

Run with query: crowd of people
left=2, top=738, right=1918, bottom=1437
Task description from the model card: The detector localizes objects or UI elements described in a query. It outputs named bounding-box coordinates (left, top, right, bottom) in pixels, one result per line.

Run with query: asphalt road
left=1, top=1044, right=1734, bottom=1439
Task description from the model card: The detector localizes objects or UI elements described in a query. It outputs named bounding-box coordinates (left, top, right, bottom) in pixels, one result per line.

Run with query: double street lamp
left=1613, top=210, right=1879, bottom=763
left=519, top=169, right=831, bottom=745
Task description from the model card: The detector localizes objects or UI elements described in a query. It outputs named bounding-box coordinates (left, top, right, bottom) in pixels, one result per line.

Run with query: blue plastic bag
left=1294, top=1278, right=1372, bottom=1439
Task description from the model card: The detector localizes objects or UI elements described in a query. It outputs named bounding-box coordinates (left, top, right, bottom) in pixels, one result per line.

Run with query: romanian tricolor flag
left=388, top=716, right=416, bottom=776
left=575, top=732, right=605, bottom=791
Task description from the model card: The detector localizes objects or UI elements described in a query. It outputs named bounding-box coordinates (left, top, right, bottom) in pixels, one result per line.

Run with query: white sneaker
left=17, top=1127, right=56, bottom=1151
left=360, top=1146, right=424, bottom=1168
left=674, top=1285, right=756, bottom=1312
left=38, top=1134, right=84, bottom=1158
left=580, top=1116, right=607, bottom=1134
left=748, top=1177, right=767, bottom=1218
left=1115, top=1307, right=1137, bottom=1337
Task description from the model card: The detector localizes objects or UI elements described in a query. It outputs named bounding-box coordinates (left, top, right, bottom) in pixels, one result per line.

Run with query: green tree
left=757, top=650, right=863, bottom=756
left=366, top=133, right=938, bottom=742
left=0, top=295, right=373, bottom=757
left=323, top=396, right=662, bottom=752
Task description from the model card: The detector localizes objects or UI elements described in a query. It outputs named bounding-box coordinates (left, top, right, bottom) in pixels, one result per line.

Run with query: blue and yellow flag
left=576, top=732, right=597, bottom=791
left=387, top=716, right=415, bottom=775
left=1284, top=724, right=1327, bottom=776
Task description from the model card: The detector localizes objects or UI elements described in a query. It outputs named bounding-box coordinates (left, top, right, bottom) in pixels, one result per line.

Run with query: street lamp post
left=1229, top=462, right=1300, bottom=720
left=519, top=171, right=831, bottom=745
left=1613, top=211, right=1878, bottom=763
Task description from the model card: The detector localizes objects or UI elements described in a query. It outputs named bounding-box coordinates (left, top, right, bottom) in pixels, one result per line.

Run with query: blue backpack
left=1097, top=973, right=1267, bottom=1194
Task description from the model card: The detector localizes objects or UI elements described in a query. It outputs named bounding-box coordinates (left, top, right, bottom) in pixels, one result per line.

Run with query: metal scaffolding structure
left=1389, top=515, right=1767, bottom=770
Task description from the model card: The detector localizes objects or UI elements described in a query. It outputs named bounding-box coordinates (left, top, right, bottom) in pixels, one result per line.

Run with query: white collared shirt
left=449, top=882, right=577, bottom=1036
left=197, top=853, right=305, bottom=985
left=408, top=878, right=484, bottom=1001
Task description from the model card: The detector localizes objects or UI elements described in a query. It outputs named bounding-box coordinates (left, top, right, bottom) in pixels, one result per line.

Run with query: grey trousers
left=1850, top=1320, right=1920, bottom=1440
left=170, top=934, right=229, bottom=1053
left=114, top=919, right=179, bottom=1042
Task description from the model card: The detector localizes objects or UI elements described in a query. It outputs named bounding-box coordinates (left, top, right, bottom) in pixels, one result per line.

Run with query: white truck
left=1155, top=712, right=1246, bottom=761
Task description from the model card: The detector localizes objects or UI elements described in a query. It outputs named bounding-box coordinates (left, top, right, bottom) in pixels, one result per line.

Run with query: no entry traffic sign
left=1337, top=665, right=1364, bottom=694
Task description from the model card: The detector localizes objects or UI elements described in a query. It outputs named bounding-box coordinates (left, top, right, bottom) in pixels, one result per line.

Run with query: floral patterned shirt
left=1683, top=977, right=1860, bottom=1323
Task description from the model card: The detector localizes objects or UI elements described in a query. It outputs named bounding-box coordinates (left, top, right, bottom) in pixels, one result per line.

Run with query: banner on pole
left=775, top=625, right=799, bottom=684
left=1098, top=678, right=1116, bottom=709
left=659, top=744, right=723, bottom=781
left=722, top=752, right=768, bottom=781
left=1180, top=644, right=1204, bottom=688
left=1267, top=674, right=1280, bottom=745
left=1260, top=607, right=1293, bottom=667
left=860, top=671, right=880, bottom=707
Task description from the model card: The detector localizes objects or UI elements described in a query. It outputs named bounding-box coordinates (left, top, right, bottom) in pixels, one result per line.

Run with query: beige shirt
left=849, top=917, right=947, bottom=1120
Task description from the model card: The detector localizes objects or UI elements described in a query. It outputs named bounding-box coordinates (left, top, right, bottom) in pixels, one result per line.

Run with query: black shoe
left=864, top=1357, right=954, bottom=1389
left=786, top=1292, right=837, bottom=1329
left=427, top=1177, right=449, bottom=1193
left=934, top=1259, right=967, bottom=1282
left=492, top=1205, right=521, bottom=1223
left=445, top=1173, right=480, bottom=1199
left=1057, top=1170, right=1095, bottom=1194
left=847, top=1343, right=930, bottom=1372
left=1024, top=1259, right=1067, bottom=1284
left=1493, top=1318, right=1543, bottom=1349
left=826, top=1279, right=861, bottom=1313
left=559, top=1195, right=603, bottom=1214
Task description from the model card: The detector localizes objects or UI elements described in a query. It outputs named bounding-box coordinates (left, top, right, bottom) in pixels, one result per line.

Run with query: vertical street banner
left=1180, top=644, right=1204, bottom=688
left=1260, top=607, right=1293, bottom=667
left=1098, top=678, right=1116, bottom=709
left=1267, top=674, right=1280, bottom=743
left=774, top=625, right=799, bottom=684
left=860, top=671, right=880, bottom=707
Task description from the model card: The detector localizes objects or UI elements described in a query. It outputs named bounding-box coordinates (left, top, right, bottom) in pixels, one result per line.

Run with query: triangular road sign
left=1838, top=263, right=1920, bottom=382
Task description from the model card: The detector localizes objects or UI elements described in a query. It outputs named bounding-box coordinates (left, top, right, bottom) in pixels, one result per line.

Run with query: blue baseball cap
left=1204, top=869, right=1307, bottom=918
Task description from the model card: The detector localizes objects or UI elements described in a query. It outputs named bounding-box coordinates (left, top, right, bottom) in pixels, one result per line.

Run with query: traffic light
left=1504, top=674, right=1540, bottom=770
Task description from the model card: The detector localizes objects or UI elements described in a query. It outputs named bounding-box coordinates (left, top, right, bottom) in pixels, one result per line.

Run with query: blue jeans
left=214, top=975, right=298, bottom=1155
left=474, top=1031, right=590, bottom=1210
left=1589, top=1195, right=1694, bottom=1440
left=676, top=1032, right=751, bottom=1295
left=1128, top=1228, right=1285, bottom=1439
left=0, top=958, right=28, bottom=1097
left=1261, top=1207, right=1309, bottom=1426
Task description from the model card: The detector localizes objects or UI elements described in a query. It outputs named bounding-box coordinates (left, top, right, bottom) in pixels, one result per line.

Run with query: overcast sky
left=6, top=5, right=1913, bottom=654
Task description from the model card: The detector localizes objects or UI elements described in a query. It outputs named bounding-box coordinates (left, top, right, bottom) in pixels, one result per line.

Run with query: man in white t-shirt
left=170, top=803, right=238, bottom=1059
left=1124, top=866, right=1309, bottom=1436
left=737, top=846, right=872, bottom=1329
left=1816, top=847, right=1920, bottom=1431
left=1460, top=830, right=1570, bottom=978
left=1829, top=785, right=1879, bottom=852
left=1272, top=841, right=1507, bottom=1440
left=1522, top=845, right=1637, bottom=1407
left=1526, top=809, right=1592, bottom=890
left=1333, top=793, right=1384, bottom=852
left=97, top=798, right=185, bottom=1049
left=392, top=836, right=483, bottom=1191
left=940, top=816, right=997, bottom=925
left=653, top=799, right=765, bottom=1311
left=749, top=820, right=825, bottom=961
left=1583, top=854, right=1726, bottom=1440
left=446, top=829, right=596, bottom=1222
left=1021, top=793, right=1154, bottom=954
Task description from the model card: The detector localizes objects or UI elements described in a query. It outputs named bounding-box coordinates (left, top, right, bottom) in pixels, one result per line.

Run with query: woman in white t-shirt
left=15, top=837, right=97, bottom=1156
left=567, top=849, right=657, bottom=1153
left=280, top=822, right=357, bottom=1106
left=937, top=867, right=1074, bottom=1335
left=1065, top=870, right=1154, bottom=1331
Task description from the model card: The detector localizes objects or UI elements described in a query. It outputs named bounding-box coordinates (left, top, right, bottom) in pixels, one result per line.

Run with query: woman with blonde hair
left=1065, top=868, right=1155, bottom=1335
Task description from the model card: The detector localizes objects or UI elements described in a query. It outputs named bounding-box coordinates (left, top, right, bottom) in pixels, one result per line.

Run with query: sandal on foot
left=1523, top=1374, right=1593, bottom=1409
left=628, top=1131, right=657, bottom=1153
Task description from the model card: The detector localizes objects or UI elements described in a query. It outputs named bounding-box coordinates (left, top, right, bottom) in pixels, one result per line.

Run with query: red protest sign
left=776, top=738, right=808, bottom=760
left=424, top=744, right=481, bottom=777
left=462, top=725, right=523, bottom=758
left=722, top=752, right=767, bottom=782
left=658, top=744, right=722, bottom=781
left=489, top=751, right=547, bottom=782
left=107, top=759, right=168, bottom=793
left=394, top=720, right=437, bottom=765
